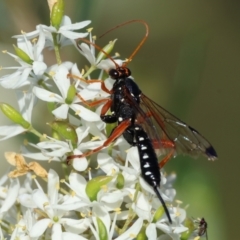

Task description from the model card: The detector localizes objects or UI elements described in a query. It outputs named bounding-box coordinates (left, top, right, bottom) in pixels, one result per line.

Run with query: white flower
left=76, top=41, right=123, bottom=71
left=22, top=126, right=104, bottom=171
left=13, top=16, right=91, bottom=48
left=19, top=169, right=90, bottom=240
left=0, top=29, right=46, bottom=89
left=33, top=64, right=101, bottom=121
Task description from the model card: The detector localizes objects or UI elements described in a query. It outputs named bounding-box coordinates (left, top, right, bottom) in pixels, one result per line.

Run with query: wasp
left=68, top=20, right=217, bottom=224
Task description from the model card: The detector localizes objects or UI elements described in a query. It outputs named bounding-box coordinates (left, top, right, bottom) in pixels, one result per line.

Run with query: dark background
left=1, top=1, right=240, bottom=239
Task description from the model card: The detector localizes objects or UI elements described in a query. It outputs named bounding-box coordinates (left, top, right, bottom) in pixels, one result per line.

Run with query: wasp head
left=109, top=67, right=131, bottom=80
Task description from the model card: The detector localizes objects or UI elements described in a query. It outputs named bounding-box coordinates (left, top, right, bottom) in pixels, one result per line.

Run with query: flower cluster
left=0, top=1, right=205, bottom=240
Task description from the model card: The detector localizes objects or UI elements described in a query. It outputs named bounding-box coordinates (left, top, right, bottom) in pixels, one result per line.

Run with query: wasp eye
left=109, top=69, right=119, bottom=79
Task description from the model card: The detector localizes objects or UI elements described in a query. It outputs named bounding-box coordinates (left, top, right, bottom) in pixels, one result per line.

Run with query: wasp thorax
left=109, top=67, right=131, bottom=79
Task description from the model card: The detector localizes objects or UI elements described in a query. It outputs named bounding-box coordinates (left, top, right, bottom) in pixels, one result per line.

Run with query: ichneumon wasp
left=67, top=20, right=217, bottom=224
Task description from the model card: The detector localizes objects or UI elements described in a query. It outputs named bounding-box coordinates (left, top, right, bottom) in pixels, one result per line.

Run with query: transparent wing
left=136, top=94, right=217, bottom=160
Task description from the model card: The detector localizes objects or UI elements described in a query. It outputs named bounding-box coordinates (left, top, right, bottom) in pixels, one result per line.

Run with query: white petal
left=0, top=173, right=8, bottom=186
left=71, top=104, right=100, bottom=121
left=33, top=87, right=63, bottom=102
left=62, top=232, right=88, bottom=240
left=72, top=156, right=88, bottom=172
left=35, top=28, right=46, bottom=58
left=0, top=178, right=20, bottom=213
left=52, top=104, right=69, bottom=119
left=81, top=120, right=106, bottom=141
left=76, top=126, right=89, bottom=144
left=19, top=193, right=37, bottom=208
left=54, top=66, right=70, bottom=98
left=22, top=151, right=60, bottom=161
left=37, top=139, right=69, bottom=149
left=60, top=30, right=89, bottom=39
left=17, top=37, right=34, bottom=59
left=77, top=87, right=100, bottom=102
left=172, top=207, right=186, bottom=223
left=13, top=29, right=40, bottom=39
left=165, top=188, right=176, bottom=202
left=126, top=147, right=140, bottom=172
left=0, top=68, right=31, bottom=89
left=60, top=20, right=91, bottom=31
left=32, top=189, right=54, bottom=217
left=146, top=223, right=157, bottom=240
left=156, top=222, right=171, bottom=234
left=48, top=169, right=59, bottom=205
left=52, top=223, right=62, bottom=240
left=173, top=226, right=188, bottom=234
left=32, top=61, right=47, bottom=75
left=115, top=217, right=143, bottom=240
left=0, top=125, right=25, bottom=141
left=76, top=43, right=96, bottom=65
left=17, top=91, right=35, bottom=122
left=60, top=15, right=72, bottom=26
left=99, top=191, right=123, bottom=210
left=97, top=59, right=123, bottom=71
left=62, top=218, right=90, bottom=234
left=78, top=140, right=105, bottom=152
left=69, top=172, right=88, bottom=199
left=98, top=153, right=119, bottom=174
left=30, top=219, right=51, bottom=237
left=53, top=201, right=89, bottom=211
left=92, top=204, right=110, bottom=232
left=132, top=193, right=152, bottom=221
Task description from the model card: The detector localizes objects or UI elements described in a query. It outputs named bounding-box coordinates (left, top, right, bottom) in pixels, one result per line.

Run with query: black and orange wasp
left=67, top=20, right=217, bottom=224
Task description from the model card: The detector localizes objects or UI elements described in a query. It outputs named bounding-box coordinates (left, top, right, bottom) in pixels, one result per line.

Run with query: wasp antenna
left=99, top=19, right=149, bottom=67
left=75, top=38, right=119, bottom=69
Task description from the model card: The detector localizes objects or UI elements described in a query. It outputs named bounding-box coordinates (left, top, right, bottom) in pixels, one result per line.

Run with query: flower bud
left=96, top=39, right=117, bottom=63
left=47, top=102, right=57, bottom=113
left=65, top=85, right=76, bottom=104
left=116, top=172, right=124, bottom=189
left=0, top=103, right=30, bottom=129
left=96, top=217, right=108, bottom=240
left=13, top=45, right=33, bottom=64
left=181, top=218, right=195, bottom=240
left=136, top=226, right=147, bottom=240
left=86, top=175, right=113, bottom=201
left=152, top=205, right=164, bottom=223
left=50, top=0, right=64, bottom=30
left=47, top=121, right=78, bottom=148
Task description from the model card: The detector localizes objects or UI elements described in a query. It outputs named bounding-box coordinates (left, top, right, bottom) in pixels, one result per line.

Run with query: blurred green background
left=0, top=0, right=240, bottom=239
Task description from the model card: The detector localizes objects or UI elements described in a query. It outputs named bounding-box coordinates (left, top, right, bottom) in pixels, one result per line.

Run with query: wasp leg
left=67, top=119, right=131, bottom=160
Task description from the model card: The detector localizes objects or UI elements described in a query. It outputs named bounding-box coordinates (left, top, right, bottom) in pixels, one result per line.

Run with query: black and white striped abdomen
left=134, top=124, right=160, bottom=188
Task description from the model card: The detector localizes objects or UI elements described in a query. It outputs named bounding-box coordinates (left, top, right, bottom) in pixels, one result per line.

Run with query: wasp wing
left=137, top=94, right=217, bottom=160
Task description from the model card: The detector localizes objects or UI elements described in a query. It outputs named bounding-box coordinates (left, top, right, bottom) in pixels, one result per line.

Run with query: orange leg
left=67, top=119, right=131, bottom=163
left=77, top=94, right=110, bottom=108
left=152, top=139, right=175, bottom=149
left=68, top=74, right=113, bottom=94
left=151, top=139, right=175, bottom=168
left=159, top=149, right=175, bottom=168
